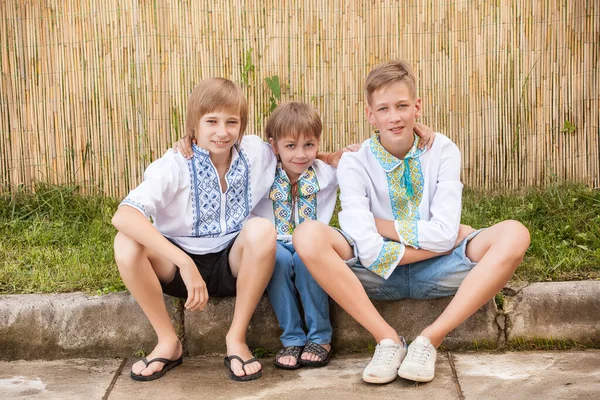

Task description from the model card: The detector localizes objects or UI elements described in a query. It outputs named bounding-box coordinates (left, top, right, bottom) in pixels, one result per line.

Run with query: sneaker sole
left=362, top=373, right=398, bottom=384
left=397, top=369, right=434, bottom=383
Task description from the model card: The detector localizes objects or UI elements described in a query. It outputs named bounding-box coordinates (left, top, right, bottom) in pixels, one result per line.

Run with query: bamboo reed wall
left=1, top=1, right=598, bottom=198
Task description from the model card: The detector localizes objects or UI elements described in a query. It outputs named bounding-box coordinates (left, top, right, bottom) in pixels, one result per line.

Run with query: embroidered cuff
left=366, top=241, right=405, bottom=279
left=120, top=198, right=147, bottom=216
left=394, top=219, right=420, bottom=248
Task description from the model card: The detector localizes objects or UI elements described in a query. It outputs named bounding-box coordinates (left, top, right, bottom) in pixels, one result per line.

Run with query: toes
left=244, top=360, right=261, bottom=375
left=131, top=360, right=146, bottom=375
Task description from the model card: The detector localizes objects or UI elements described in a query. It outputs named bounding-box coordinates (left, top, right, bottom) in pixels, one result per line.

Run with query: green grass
left=0, top=183, right=598, bottom=294
left=461, top=184, right=600, bottom=283
left=0, top=184, right=124, bottom=294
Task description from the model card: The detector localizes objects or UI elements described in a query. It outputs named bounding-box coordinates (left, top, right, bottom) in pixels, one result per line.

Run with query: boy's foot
left=299, top=342, right=332, bottom=367
left=226, top=340, right=262, bottom=379
left=130, top=340, right=182, bottom=380
left=362, top=337, right=407, bottom=384
left=398, top=335, right=437, bottom=382
left=274, top=345, right=304, bottom=370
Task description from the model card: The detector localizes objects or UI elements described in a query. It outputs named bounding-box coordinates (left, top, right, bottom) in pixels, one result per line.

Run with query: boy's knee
left=501, top=220, right=530, bottom=255
left=113, top=232, right=144, bottom=267
left=241, top=218, right=276, bottom=251
left=292, top=220, right=328, bottom=258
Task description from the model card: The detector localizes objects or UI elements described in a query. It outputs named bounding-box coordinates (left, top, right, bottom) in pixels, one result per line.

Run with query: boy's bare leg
left=420, top=220, right=530, bottom=347
left=226, top=218, right=277, bottom=378
left=293, top=221, right=401, bottom=344
left=114, top=232, right=182, bottom=377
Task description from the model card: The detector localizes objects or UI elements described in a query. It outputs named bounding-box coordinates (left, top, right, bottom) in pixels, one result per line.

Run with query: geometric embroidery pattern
left=367, top=240, right=404, bottom=278
left=225, top=146, right=251, bottom=233
left=269, top=165, right=319, bottom=235
left=370, top=131, right=424, bottom=248
left=121, top=198, right=146, bottom=215
left=188, top=143, right=251, bottom=238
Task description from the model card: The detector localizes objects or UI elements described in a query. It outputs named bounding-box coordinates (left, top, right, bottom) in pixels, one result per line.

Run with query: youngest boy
left=293, top=60, right=530, bottom=384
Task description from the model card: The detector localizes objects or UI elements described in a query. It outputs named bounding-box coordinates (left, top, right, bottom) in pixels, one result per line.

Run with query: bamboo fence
left=1, top=0, right=598, bottom=198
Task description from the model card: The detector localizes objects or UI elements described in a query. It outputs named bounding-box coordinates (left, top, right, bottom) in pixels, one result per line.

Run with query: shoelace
left=372, top=344, right=399, bottom=365
left=407, top=344, right=431, bottom=365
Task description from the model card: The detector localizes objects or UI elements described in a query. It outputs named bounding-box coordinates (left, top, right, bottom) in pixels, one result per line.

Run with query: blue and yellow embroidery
left=367, top=240, right=404, bottom=278
left=269, top=165, right=319, bottom=235
left=370, top=131, right=425, bottom=248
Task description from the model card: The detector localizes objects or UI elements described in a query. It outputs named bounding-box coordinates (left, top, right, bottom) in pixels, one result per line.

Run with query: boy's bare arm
left=317, top=143, right=361, bottom=168
left=112, top=206, right=209, bottom=311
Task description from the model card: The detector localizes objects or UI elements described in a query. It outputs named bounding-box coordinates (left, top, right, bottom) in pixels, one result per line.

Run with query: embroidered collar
left=369, top=130, right=426, bottom=172
left=269, top=164, right=320, bottom=201
left=191, top=143, right=240, bottom=163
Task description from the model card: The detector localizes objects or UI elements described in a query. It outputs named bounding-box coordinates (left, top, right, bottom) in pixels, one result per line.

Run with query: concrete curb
left=1, top=281, right=598, bottom=360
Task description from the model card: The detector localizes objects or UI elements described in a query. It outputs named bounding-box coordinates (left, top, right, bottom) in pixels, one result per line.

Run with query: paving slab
left=0, top=358, right=122, bottom=399
left=453, top=350, right=600, bottom=400
left=109, top=354, right=459, bottom=399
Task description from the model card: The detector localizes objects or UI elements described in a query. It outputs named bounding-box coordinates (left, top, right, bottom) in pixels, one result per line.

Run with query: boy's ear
left=414, top=98, right=422, bottom=119
left=268, top=137, right=278, bottom=154
left=365, top=106, right=375, bottom=126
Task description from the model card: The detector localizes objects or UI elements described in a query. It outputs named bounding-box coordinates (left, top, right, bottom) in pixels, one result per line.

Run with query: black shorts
left=160, top=237, right=238, bottom=298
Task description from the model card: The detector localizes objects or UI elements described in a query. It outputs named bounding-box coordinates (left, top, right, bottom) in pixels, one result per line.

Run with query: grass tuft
left=1, top=182, right=598, bottom=294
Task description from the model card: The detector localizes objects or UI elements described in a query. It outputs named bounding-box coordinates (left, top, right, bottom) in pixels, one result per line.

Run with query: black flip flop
left=274, top=345, right=304, bottom=370
left=130, top=356, right=183, bottom=382
left=223, top=355, right=263, bottom=381
left=299, top=342, right=332, bottom=367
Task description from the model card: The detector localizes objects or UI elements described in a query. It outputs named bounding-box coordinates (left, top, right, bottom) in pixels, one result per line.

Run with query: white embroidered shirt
left=120, top=135, right=277, bottom=254
left=337, top=132, right=463, bottom=279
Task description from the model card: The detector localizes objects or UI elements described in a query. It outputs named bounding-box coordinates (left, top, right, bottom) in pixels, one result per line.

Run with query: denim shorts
left=337, top=229, right=483, bottom=300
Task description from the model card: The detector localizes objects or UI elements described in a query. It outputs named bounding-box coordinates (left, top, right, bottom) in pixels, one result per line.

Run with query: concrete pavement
left=1, top=351, right=599, bottom=399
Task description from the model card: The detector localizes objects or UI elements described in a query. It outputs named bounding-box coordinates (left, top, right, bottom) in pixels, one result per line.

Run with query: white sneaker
left=362, top=337, right=407, bottom=384
left=397, top=335, right=437, bottom=382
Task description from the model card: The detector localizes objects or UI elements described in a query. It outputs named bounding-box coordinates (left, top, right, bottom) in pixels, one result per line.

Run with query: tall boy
left=293, top=60, right=530, bottom=384
left=112, top=78, right=277, bottom=382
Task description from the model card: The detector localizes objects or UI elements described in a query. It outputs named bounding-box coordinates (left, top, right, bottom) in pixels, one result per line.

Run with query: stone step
left=1, top=281, right=599, bottom=360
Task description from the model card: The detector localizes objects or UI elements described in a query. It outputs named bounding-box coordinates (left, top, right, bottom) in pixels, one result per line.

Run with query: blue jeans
left=266, top=241, right=332, bottom=347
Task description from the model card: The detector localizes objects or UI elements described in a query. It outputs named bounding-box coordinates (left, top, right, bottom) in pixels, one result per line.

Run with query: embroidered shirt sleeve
left=394, top=220, right=420, bottom=248
left=120, top=150, right=183, bottom=219
left=415, top=139, right=463, bottom=252
left=337, top=153, right=403, bottom=279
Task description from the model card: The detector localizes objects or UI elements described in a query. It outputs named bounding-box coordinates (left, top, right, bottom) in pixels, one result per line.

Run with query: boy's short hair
left=186, top=77, right=248, bottom=140
left=364, top=60, right=417, bottom=105
left=265, top=101, right=322, bottom=142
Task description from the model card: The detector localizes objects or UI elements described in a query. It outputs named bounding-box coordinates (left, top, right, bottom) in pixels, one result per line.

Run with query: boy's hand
left=454, top=224, right=476, bottom=248
left=173, top=135, right=195, bottom=159
left=326, top=143, right=361, bottom=168
left=179, top=260, right=209, bottom=311
left=414, top=123, right=436, bottom=150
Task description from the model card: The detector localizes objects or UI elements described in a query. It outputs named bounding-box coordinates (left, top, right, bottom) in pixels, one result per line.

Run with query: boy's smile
left=195, top=111, right=241, bottom=163
left=269, top=134, right=319, bottom=183
left=366, top=81, right=421, bottom=159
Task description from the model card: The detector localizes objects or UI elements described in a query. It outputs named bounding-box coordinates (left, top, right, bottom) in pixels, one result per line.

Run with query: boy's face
left=195, top=111, right=241, bottom=156
left=365, top=81, right=421, bottom=153
left=269, top=133, right=320, bottom=182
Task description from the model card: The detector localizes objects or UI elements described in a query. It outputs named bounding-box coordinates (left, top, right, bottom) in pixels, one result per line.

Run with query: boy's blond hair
left=265, top=101, right=322, bottom=142
left=364, top=60, right=417, bottom=105
left=185, top=77, right=248, bottom=141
